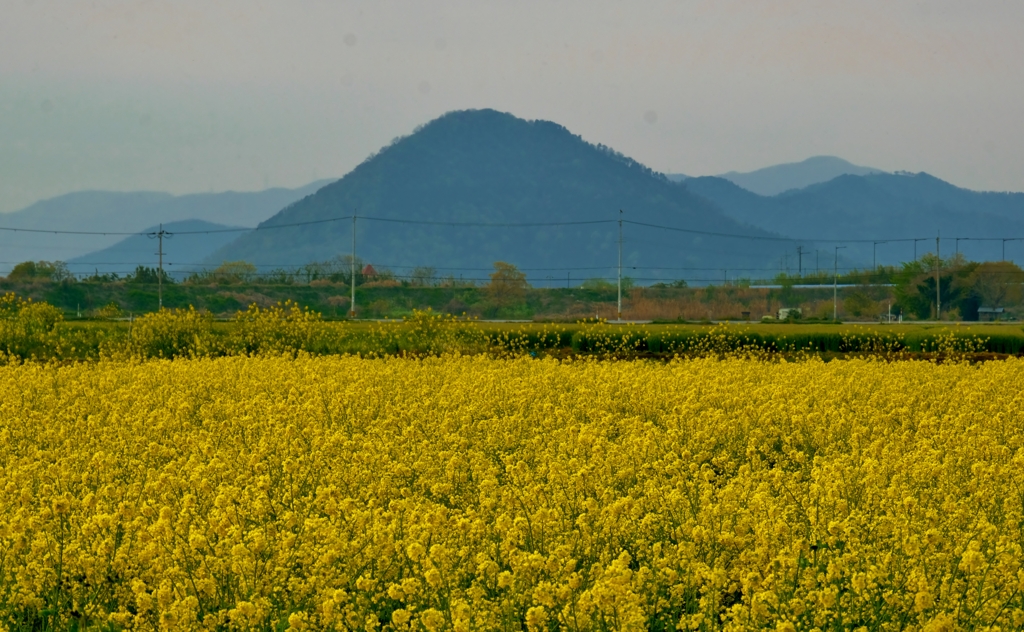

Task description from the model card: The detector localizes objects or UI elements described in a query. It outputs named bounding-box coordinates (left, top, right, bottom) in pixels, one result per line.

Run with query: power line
left=0, top=214, right=615, bottom=238
left=175, top=215, right=357, bottom=234
left=0, top=215, right=354, bottom=236
left=622, top=220, right=937, bottom=244
left=59, top=265, right=1023, bottom=279
left=359, top=217, right=615, bottom=228
left=4, top=211, right=1024, bottom=244
left=53, top=260, right=903, bottom=274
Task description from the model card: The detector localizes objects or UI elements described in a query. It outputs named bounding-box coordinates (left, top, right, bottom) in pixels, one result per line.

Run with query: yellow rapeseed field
left=1, top=355, right=1023, bottom=631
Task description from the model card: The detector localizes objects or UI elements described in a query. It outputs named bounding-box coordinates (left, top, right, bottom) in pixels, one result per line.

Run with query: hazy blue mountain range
left=716, top=156, right=883, bottom=196
left=683, top=172, right=1024, bottom=268
left=13, top=107, right=1024, bottom=284
left=67, top=220, right=245, bottom=279
left=207, top=109, right=789, bottom=284
left=0, top=181, right=331, bottom=275
left=664, top=156, right=880, bottom=194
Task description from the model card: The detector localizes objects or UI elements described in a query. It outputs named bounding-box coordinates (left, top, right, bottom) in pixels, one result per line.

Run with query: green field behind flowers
left=2, top=294, right=1022, bottom=362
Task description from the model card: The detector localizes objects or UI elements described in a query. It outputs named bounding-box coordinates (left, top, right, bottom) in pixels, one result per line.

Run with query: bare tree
left=486, top=261, right=528, bottom=304
left=410, top=266, right=437, bottom=287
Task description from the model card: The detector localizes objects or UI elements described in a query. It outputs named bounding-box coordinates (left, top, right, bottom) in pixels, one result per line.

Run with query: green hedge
left=555, top=328, right=1024, bottom=356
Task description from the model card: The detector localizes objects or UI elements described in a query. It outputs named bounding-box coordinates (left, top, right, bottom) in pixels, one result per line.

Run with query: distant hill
left=683, top=172, right=1024, bottom=267
left=208, top=109, right=789, bottom=284
left=718, top=156, right=883, bottom=196
left=0, top=181, right=332, bottom=275
left=67, top=220, right=245, bottom=280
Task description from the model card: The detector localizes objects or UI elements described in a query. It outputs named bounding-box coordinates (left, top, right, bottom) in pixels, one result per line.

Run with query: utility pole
left=148, top=223, right=170, bottom=310
left=936, top=232, right=941, bottom=320
left=350, top=214, right=357, bottom=318
left=1008, top=238, right=1020, bottom=263
left=833, top=245, right=846, bottom=321
left=617, top=209, right=623, bottom=321
left=796, top=246, right=803, bottom=277
left=873, top=241, right=886, bottom=271
left=158, top=225, right=164, bottom=310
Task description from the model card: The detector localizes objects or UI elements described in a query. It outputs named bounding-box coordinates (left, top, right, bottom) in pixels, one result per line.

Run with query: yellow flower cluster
left=1, top=355, right=1023, bottom=630
left=0, top=293, right=65, bottom=360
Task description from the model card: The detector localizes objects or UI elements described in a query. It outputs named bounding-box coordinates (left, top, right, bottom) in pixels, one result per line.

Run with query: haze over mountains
left=717, top=156, right=884, bottom=196
left=9, top=109, right=1024, bottom=283
left=0, top=182, right=330, bottom=276
left=684, top=172, right=1024, bottom=268
left=666, top=156, right=883, bottom=195
left=67, top=220, right=245, bottom=279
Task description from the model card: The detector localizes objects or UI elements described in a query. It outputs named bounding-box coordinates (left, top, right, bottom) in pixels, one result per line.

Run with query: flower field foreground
left=1, top=357, right=1023, bottom=631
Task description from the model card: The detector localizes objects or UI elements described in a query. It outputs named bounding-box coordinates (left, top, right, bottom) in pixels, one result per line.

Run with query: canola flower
left=4, top=291, right=1023, bottom=363
left=0, top=355, right=1023, bottom=630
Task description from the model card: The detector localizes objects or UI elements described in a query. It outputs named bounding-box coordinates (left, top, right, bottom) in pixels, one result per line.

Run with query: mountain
left=0, top=181, right=332, bottom=275
left=67, top=220, right=245, bottom=280
left=718, top=156, right=883, bottom=196
left=208, top=109, right=790, bottom=284
left=665, top=173, right=689, bottom=183
left=683, top=172, right=1024, bottom=268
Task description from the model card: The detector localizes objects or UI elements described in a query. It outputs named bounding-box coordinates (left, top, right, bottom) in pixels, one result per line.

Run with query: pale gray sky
left=2, top=0, right=1023, bottom=213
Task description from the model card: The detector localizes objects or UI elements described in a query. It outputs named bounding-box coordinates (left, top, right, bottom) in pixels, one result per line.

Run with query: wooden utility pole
left=617, top=209, right=623, bottom=321
left=833, top=245, right=846, bottom=321
left=796, top=246, right=803, bottom=277
left=149, top=223, right=170, bottom=310
left=158, top=225, right=164, bottom=309
left=873, top=241, right=887, bottom=271
left=350, top=214, right=357, bottom=317
left=936, top=232, right=941, bottom=320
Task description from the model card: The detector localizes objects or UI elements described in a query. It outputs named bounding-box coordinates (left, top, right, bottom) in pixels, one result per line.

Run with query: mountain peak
left=211, top=109, right=781, bottom=276
left=718, top=155, right=884, bottom=196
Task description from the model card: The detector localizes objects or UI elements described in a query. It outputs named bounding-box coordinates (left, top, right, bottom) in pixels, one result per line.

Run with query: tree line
left=4, top=256, right=1021, bottom=321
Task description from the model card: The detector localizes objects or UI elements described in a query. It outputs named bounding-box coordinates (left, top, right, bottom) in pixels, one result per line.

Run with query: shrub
left=230, top=300, right=330, bottom=355
left=0, top=293, right=64, bottom=360
left=119, top=307, right=217, bottom=359
left=95, top=302, right=123, bottom=320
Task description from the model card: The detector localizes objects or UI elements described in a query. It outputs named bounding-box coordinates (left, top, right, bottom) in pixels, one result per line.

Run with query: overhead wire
left=4, top=213, right=1023, bottom=288
left=3, top=212, right=1023, bottom=243
left=53, top=260, right=897, bottom=275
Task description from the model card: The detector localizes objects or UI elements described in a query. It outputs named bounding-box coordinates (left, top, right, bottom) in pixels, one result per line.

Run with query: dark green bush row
left=558, top=328, right=1024, bottom=355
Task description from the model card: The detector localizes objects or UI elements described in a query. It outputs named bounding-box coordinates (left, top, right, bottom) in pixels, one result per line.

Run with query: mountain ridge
left=67, top=219, right=246, bottom=279
left=0, top=181, right=333, bottom=276
left=717, top=155, right=883, bottom=196
left=207, top=109, right=789, bottom=281
left=683, top=171, right=1024, bottom=267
